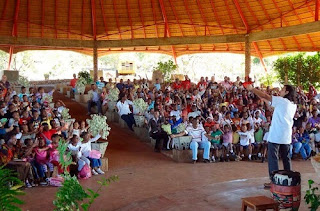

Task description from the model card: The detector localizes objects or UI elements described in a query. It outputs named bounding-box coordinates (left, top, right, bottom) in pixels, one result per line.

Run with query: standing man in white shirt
left=87, top=84, right=102, bottom=115
left=116, top=94, right=136, bottom=131
left=246, top=84, right=297, bottom=188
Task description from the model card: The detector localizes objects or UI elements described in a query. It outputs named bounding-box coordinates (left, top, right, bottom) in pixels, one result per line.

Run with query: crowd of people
left=92, top=75, right=320, bottom=164
left=0, top=75, right=105, bottom=188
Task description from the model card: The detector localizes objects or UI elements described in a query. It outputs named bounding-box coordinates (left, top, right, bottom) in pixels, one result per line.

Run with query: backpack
left=77, top=164, right=92, bottom=179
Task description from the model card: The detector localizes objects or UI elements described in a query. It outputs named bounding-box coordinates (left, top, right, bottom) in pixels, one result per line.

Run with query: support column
left=244, top=34, right=251, bottom=82
left=93, top=41, right=98, bottom=82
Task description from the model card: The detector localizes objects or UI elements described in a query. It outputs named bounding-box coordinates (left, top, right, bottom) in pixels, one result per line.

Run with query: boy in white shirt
left=238, top=124, right=253, bottom=160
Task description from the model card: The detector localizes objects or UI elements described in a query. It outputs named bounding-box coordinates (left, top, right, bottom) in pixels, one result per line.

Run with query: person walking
left=246, top=84, right=297, bottom=188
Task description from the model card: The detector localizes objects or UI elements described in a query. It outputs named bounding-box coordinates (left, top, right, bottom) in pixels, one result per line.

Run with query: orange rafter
left=257, top=1, right=288, bottom=51
left=232, top=0, right=267, bottom=72
left=196, top=0, right=215, bottom=51
left=316, top=0, right=319, bottom=21
left=158, top=0, right=176, bottom=63
left=243, top=0, right=273, bottom=51
left=90, top=0, right=97, bottom=40
left=99, top=0, right=110, bottom=50
left=112, top=0, right=122, bottom=40
left=55, top=0, right=58, bottom=38
left=27, top=0, right=29, bottom=37
left=223, top=0, right=243, bottom=51
left=159, top=0, right=169, bottom=37
left=12, top=0, right=21, bottom=37
left=137, top=0, right=147, bottom=38
left=41, top=0, right=44, bottom=37
left=68, top=0, right=71, bottom=39
left=0, top=0, right=9, bottom=31
left=125, top=0, right=134, bottom=39
left=150, top=0, right=159, bottom=39
left=209, top=0, right=229, bottom=50
left=285, top=0, right=316, bottom=50
left=81, top=0, right=84, bottom=40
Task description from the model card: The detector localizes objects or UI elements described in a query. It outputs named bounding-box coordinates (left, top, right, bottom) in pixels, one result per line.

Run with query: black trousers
left=121, top=113, right=136, bottom=130
left=151, top=131, right=169, bottom=150
left=267, top=142, right=291, bottom=179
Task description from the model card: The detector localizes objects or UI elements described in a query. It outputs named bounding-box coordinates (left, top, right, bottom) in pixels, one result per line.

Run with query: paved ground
left=19, top=92, right=317, bottom=211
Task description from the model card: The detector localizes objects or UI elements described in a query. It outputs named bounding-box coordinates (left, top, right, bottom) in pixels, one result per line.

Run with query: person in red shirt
left=181, top=75, right=191, bottom=90
left=19, top=109, right=32, bottom=125
left=40, top=123, right=57, bottom=143
left=197, top=77, right=207, bottom=92
left=172, top=78, right=182, bottom=90
left=70, top=74, right=77, bottom=88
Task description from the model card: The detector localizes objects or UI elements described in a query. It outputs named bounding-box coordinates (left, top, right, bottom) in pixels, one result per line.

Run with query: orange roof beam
left=158, top=0, right=169, bottom=37
left=138, top=0, right=147, bottom=39
left=41, top=0, right=44, bottom=37
left=7, top=46, right=13, bottom=70
left=27, top=0, right=29, bottom=37
left=158, top=0, right=176, bottom=63
left=232, top=0, right=266, bottom=72
left=244, top=0, right=273, bottom=51
left=90, top=0, right=97, bottom=40
left=316, top=0, right=319, bottom=21
left=68, top=0, right=71, bottom=39
left=224, top=0, right=243, bottom=51
left=209, top=0, right=229, bottom=50
left=150, top=0, right=159, bottom=39
left=286, top=0, right=315, bottom=50
left=0, top=0, right=9, bottom=31
left=112, top=0, right=122, bottom=41
left=125, top=0, right=134, bottom=39
left=55, top=0, right=58, bottom=38
left=196, top=0, right=215, bottom=51
left=81, top=0, right=84, bottom=40
left=12, top=0, right=21, bottom=37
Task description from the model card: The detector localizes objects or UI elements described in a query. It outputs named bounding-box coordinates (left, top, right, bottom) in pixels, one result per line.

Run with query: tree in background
left=273, top=53, right=320, bottom=90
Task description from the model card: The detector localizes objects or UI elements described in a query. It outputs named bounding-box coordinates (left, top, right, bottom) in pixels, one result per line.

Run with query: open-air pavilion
left=1, top=0, right=320, bottom=79
left=1, top=1, right=319, bottom=210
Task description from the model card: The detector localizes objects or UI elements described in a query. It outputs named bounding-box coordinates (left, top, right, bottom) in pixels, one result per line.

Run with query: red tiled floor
left=19, top=92, right=316, bottom=211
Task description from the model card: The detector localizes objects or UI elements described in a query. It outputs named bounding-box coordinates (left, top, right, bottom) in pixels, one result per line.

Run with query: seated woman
left=116, top=94, right=136, bottom=131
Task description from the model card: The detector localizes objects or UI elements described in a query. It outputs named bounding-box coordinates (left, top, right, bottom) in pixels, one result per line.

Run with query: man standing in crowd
left=246, top=84, right=297, bottom=188
left=87, top=84, right=102, bottom=115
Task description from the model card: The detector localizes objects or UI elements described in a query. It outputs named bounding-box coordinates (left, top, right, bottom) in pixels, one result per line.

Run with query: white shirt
left=68, top=142, right=82, bottom=158
left=80, top=134, right=101, bottom=157
left=187, top=111, right=201, bottom=119
left=186, top=124, right=205, bottom=142
left=268, top=96, right=297, bottom=144
left=170, top=110, right=181, bottom=121
left=117, top=100, right=132, bottom=116
left=238, top=131, right=251, bottom=146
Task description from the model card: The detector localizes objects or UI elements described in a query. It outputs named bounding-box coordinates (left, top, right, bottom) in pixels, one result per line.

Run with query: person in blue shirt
left=295, top=126, right=311, bottom=160
left=116, top=79, right=125, bottom=91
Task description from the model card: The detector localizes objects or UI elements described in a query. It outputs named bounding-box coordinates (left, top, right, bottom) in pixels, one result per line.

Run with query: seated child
left=33, top=137, right=52, bottom=185
left=295, top=126, right=311, bottom=160
left=80, top=132, right=105, bottom=175
left=68, top=134, right=90, bottom=172
left=222, top=124, right=233, bottom=162
left=238, top=124, right=253, bottom=160
left=210, top=124, right=223, bottom=162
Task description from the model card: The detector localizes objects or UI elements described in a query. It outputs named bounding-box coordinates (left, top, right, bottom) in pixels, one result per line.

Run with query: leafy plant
left=17, top=76, right=30, bottom=87
left=153, top=60, right=177, bottom=82
left=44, top=73, right=50, bottom=80
left=0, top=166, right=25, bottom=211
left=53, top=139, right=118, bottom=211
left=305, top=179, right=320, bottom=211
left=273, top=53, right=320, bottom=90
left=78, top=71, right=93, bottom=85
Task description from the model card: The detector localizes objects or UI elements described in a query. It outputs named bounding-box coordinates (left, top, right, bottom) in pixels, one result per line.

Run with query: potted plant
left=44, top=73, right=50, bottom=80
left=153, top=60, right=177, bottom=83
left=132, top=98, right=148, bottom=127
left=107, top=88, right=119, bottom=112
left=86, top=114, right=111, bottom=157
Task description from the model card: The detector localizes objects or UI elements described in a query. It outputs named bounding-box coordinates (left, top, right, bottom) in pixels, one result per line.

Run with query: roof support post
left=316, top=0, right=319, bottom=21
left=7, top=46, right=14, bottom=70
left=93, top=41, right=98, bottom=82
left=245, top=35, right=251, bottom=82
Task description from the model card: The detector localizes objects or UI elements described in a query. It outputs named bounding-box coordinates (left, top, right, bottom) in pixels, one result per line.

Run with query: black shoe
left=225, top=157, right=230, bottom=162
left=203, top=159, right=210, bottom=163
left=192, top=160, right=197, bottom=164
left=261, top=157, right=265, bottom=163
